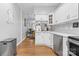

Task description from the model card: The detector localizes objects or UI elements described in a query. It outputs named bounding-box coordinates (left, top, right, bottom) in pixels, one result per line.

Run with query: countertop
left=35, top=31, right=79, bottom=37
left=51, top=31, right=79, bottom=37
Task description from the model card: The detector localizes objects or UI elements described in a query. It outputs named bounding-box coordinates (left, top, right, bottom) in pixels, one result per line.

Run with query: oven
left=68, top=36, right=79, bottom=56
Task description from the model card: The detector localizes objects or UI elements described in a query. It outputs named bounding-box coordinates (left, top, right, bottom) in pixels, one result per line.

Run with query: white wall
left=23, top=13, right=35, bottom=30
left=54, top=19, right=79, bottom=35
left=21, top=13, right=27, bottom=40
left=0, top=3, right=23, bottom=45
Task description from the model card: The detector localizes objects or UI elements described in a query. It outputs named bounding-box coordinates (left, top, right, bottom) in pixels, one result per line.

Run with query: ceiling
left=17, top=3, right=61, bottom=15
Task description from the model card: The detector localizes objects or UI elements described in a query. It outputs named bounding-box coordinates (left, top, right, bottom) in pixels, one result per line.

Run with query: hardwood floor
left=17, top=38, right=57, bottom=56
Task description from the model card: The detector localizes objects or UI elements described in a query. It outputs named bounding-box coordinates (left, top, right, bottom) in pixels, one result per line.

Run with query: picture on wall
left=24, top=18, right=26, bottom=27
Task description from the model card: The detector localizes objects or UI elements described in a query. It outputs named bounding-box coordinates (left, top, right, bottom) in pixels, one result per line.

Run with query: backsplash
left=54, top=19, right=79, bottom=35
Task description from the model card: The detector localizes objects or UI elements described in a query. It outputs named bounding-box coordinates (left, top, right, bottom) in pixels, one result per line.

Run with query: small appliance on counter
left=0, top=38, right=16, bottom=56
left=68, top=36, right=79, bottom=56
left=35, top=23, right=41, bottom=31
left=73, top=22, right=79, bottom=28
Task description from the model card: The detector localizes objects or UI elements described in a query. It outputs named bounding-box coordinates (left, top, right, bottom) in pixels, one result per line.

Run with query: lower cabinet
left=35, top=32, right=50, bottom=46
left=53, top=34, right=63, bottom=56
left=35, top=32, right=53, bottom=49
left=35, top=32, right=68, bottom=56
left=35, top=32, right=44, bottom=45
left=48, top=33, right=53, bottom=49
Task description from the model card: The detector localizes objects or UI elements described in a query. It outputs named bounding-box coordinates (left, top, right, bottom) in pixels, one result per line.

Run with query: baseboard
left=17, top=36, right=26, bottom=46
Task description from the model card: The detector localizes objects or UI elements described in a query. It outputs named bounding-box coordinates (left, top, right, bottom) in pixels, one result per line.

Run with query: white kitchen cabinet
left=48, top=33, right=53, bottom=49
left=63, top=36, right=68, bottom=56
left=35, top=32, right=54, bottom=49
left=35, top=32, right=51, bottom=46
left=67, top=3, right=78, bottom=19
left=54, top=4, right=67, bottom=24
left=35, top=15, right=48, bottom=21
left=35, top=32, right=45, bottom=45
left=42, top=32, right=50, bottom=46
left=48, top=13, right=54, bottom=25
left=53, top=3, right=79, bottom=25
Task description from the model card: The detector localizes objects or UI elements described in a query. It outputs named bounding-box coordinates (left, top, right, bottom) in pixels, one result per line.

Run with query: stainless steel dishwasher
left=53, top=34, right=63, bottom=56
left=0, top=38, right=16, bottom=56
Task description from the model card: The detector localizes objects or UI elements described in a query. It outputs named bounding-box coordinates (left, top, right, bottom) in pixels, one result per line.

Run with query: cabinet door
left=67, top=3, right=78, bottom=19
left=54, top=4, right=68, bottom=24
left=48, top=33, right=53, bottom=49
left=35, top=15, right=48, bottom=21
left=35, top=32, right=50, bottom=46
left=35, top=32, right=45, bottom=45
left=54, top=3, right=78, bottom=25
left=42, top=32, right=50, bottom=46
left=48, top=15, right=53, bottom=24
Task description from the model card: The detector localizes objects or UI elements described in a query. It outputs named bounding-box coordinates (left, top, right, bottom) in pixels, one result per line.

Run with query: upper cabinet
left=35, top=15, right=48, bottom=21
left=67, top=4, right=78, bottom=19
left=48, top=12, right=54, bottom=25
left=49, top=15, right=53, bottom=24
left=54, top=4, right=67, bottom=24
left=53, top=3, right=78, bottom=25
